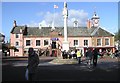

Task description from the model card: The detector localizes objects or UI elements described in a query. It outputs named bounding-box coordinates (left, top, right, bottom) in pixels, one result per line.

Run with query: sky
left=0, top=1, right=119, bottom=42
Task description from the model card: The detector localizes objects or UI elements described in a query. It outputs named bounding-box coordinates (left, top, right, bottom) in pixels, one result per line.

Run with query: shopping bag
left=25, top=68, right=29, bottom=80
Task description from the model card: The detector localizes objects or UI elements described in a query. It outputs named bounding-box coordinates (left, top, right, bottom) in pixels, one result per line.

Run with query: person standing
left=37, top=48, right=45, bottom=57
left=71, top=50, right=75, bottom=59
left=27, top=47, right=39, bottom=81
left=76, top=49, right=82, bottom=64
left=92, top=48, right=99, bottom=67
left=45, top=47, right=49, bottom=56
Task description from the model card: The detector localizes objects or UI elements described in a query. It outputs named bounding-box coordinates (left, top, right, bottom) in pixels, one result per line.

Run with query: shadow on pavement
left=2, top=61, right=120, bottom=82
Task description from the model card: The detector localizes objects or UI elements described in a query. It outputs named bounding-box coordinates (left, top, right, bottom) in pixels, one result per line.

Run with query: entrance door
left=52, top=41, right=56, bottom=49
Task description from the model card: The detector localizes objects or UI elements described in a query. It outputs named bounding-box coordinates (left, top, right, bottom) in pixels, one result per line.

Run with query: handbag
left=25, top=68, right=29, bottom=80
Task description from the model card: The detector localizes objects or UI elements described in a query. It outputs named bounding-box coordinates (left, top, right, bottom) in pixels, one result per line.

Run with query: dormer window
left=58, top=32, right=62, bottom=36
left=16, top=34, right=19, bottom=38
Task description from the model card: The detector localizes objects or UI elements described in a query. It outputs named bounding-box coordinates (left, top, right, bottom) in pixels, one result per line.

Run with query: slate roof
left=92, top=28, right=114, bottom=37
left=11, top=26, right=25, bottom=34
left=11, top=26, right=114, bottom=37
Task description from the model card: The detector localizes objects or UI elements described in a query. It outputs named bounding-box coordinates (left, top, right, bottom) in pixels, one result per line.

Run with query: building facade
left=10, top=24, right=115, bottom=56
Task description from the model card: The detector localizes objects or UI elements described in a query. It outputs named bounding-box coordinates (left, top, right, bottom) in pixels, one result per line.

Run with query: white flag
left=54, top=5, right=58, bottom=8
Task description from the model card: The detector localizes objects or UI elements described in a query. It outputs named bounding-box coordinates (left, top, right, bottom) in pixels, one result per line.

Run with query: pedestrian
left=37, top=48, right=45, bottom=57
left=62, top=50, right=65, bottom=59
left=64, top=50, right=68, bottom=59
left=27, top=47, right=39, bottom=81
left=71, top=50, right=75, bottom=59
left=86, top=48, right=93, bottom=67
left=73, top=49, right=77, bottom=59
left=76, top=49, right=82, bottom=64
left=92, top=48, right=99, bottom=67
left=85, top=49, right=88, bottom=58
left=114, top=50, right=119, bottom=59
left=45, top=47, right=49, bottom=56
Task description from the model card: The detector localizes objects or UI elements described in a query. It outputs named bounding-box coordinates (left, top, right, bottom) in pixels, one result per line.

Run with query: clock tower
left=91, top=12, right=100, bottom=27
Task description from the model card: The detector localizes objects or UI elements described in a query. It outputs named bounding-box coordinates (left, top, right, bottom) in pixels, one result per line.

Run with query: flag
left=54, top=5, right=58, bottom=8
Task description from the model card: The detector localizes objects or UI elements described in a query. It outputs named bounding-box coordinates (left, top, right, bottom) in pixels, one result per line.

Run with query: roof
left=11, top=26, right=25, bottom=34
left=10, top=26, right=114, bottom=37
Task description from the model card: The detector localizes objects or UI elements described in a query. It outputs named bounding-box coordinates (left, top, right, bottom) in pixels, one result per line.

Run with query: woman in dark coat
left=27, top=47, right=39, bottom=81
left=92, top=48, right=99, bottom=67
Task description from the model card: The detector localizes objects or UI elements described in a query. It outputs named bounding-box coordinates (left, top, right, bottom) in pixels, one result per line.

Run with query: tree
left=114, top=29, right=120, bottom=41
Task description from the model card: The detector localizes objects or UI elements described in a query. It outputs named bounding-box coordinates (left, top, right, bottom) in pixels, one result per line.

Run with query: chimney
left=87, top=19, right=92, bottom=29
left=39, top=23, right=42, bottom=29
left=20, top=28, right=23, bottom=33
left=13, top=20, right=17, bottom=27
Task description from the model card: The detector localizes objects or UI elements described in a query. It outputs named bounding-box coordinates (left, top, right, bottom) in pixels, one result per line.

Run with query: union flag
left=54, top=5, right=58, bottom=8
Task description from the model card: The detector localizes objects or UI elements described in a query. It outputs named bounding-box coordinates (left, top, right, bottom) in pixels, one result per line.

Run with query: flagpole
left=52, top=4, right=58, bottom=29
left=53, top=4, right=55, bottom=27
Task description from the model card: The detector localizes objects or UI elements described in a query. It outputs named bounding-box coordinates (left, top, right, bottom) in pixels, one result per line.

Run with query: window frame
left=36, top=40, right=41, bottom=46
left=73, top=40, right=79, bottom=47
left=15, top=41, right=19, bottom=46
left=84, top=40, right=88, bottom=46
left=26, top=40, right=31, bottom=46
left=44, top=39, right=49, bottom=46
left=105, top=38, right=110, bottom=46
left=16, top=34, right=19, bottom=38
left=97, top=38, right=102, bottom=46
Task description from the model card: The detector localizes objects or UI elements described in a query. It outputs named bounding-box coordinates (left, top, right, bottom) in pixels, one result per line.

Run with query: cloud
left=28, top=9, right=88, bottom=27
left=23, top=21, right=39, bottom=27
left=68, top=9, right=88, bottom=26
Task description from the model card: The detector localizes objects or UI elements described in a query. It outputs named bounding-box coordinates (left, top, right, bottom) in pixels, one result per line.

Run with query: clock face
left=94, top=19, right=99, bottom=24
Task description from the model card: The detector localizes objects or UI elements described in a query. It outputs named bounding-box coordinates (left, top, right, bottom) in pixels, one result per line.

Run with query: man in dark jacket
left=27, top=47, right=39, bottom=81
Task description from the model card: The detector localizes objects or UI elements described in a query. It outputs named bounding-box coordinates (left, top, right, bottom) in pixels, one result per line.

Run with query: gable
left=92, top=27, right=114, bottom=37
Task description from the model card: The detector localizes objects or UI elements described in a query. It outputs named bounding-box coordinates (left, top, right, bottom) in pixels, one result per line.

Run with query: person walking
left=86, top=48, right=93, bottom=68
left=27, top=47, right=39, bottom=81
left=92, top=48, right=99, bottom=68
left=76, top=49, right=82, bottom=64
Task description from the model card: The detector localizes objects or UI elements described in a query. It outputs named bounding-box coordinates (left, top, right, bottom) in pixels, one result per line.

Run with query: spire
left=94, top=11, right=97, bottom=16
left=91, top=10, right=100, bottom=27
left=92, top=7, right=99, bottom=19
